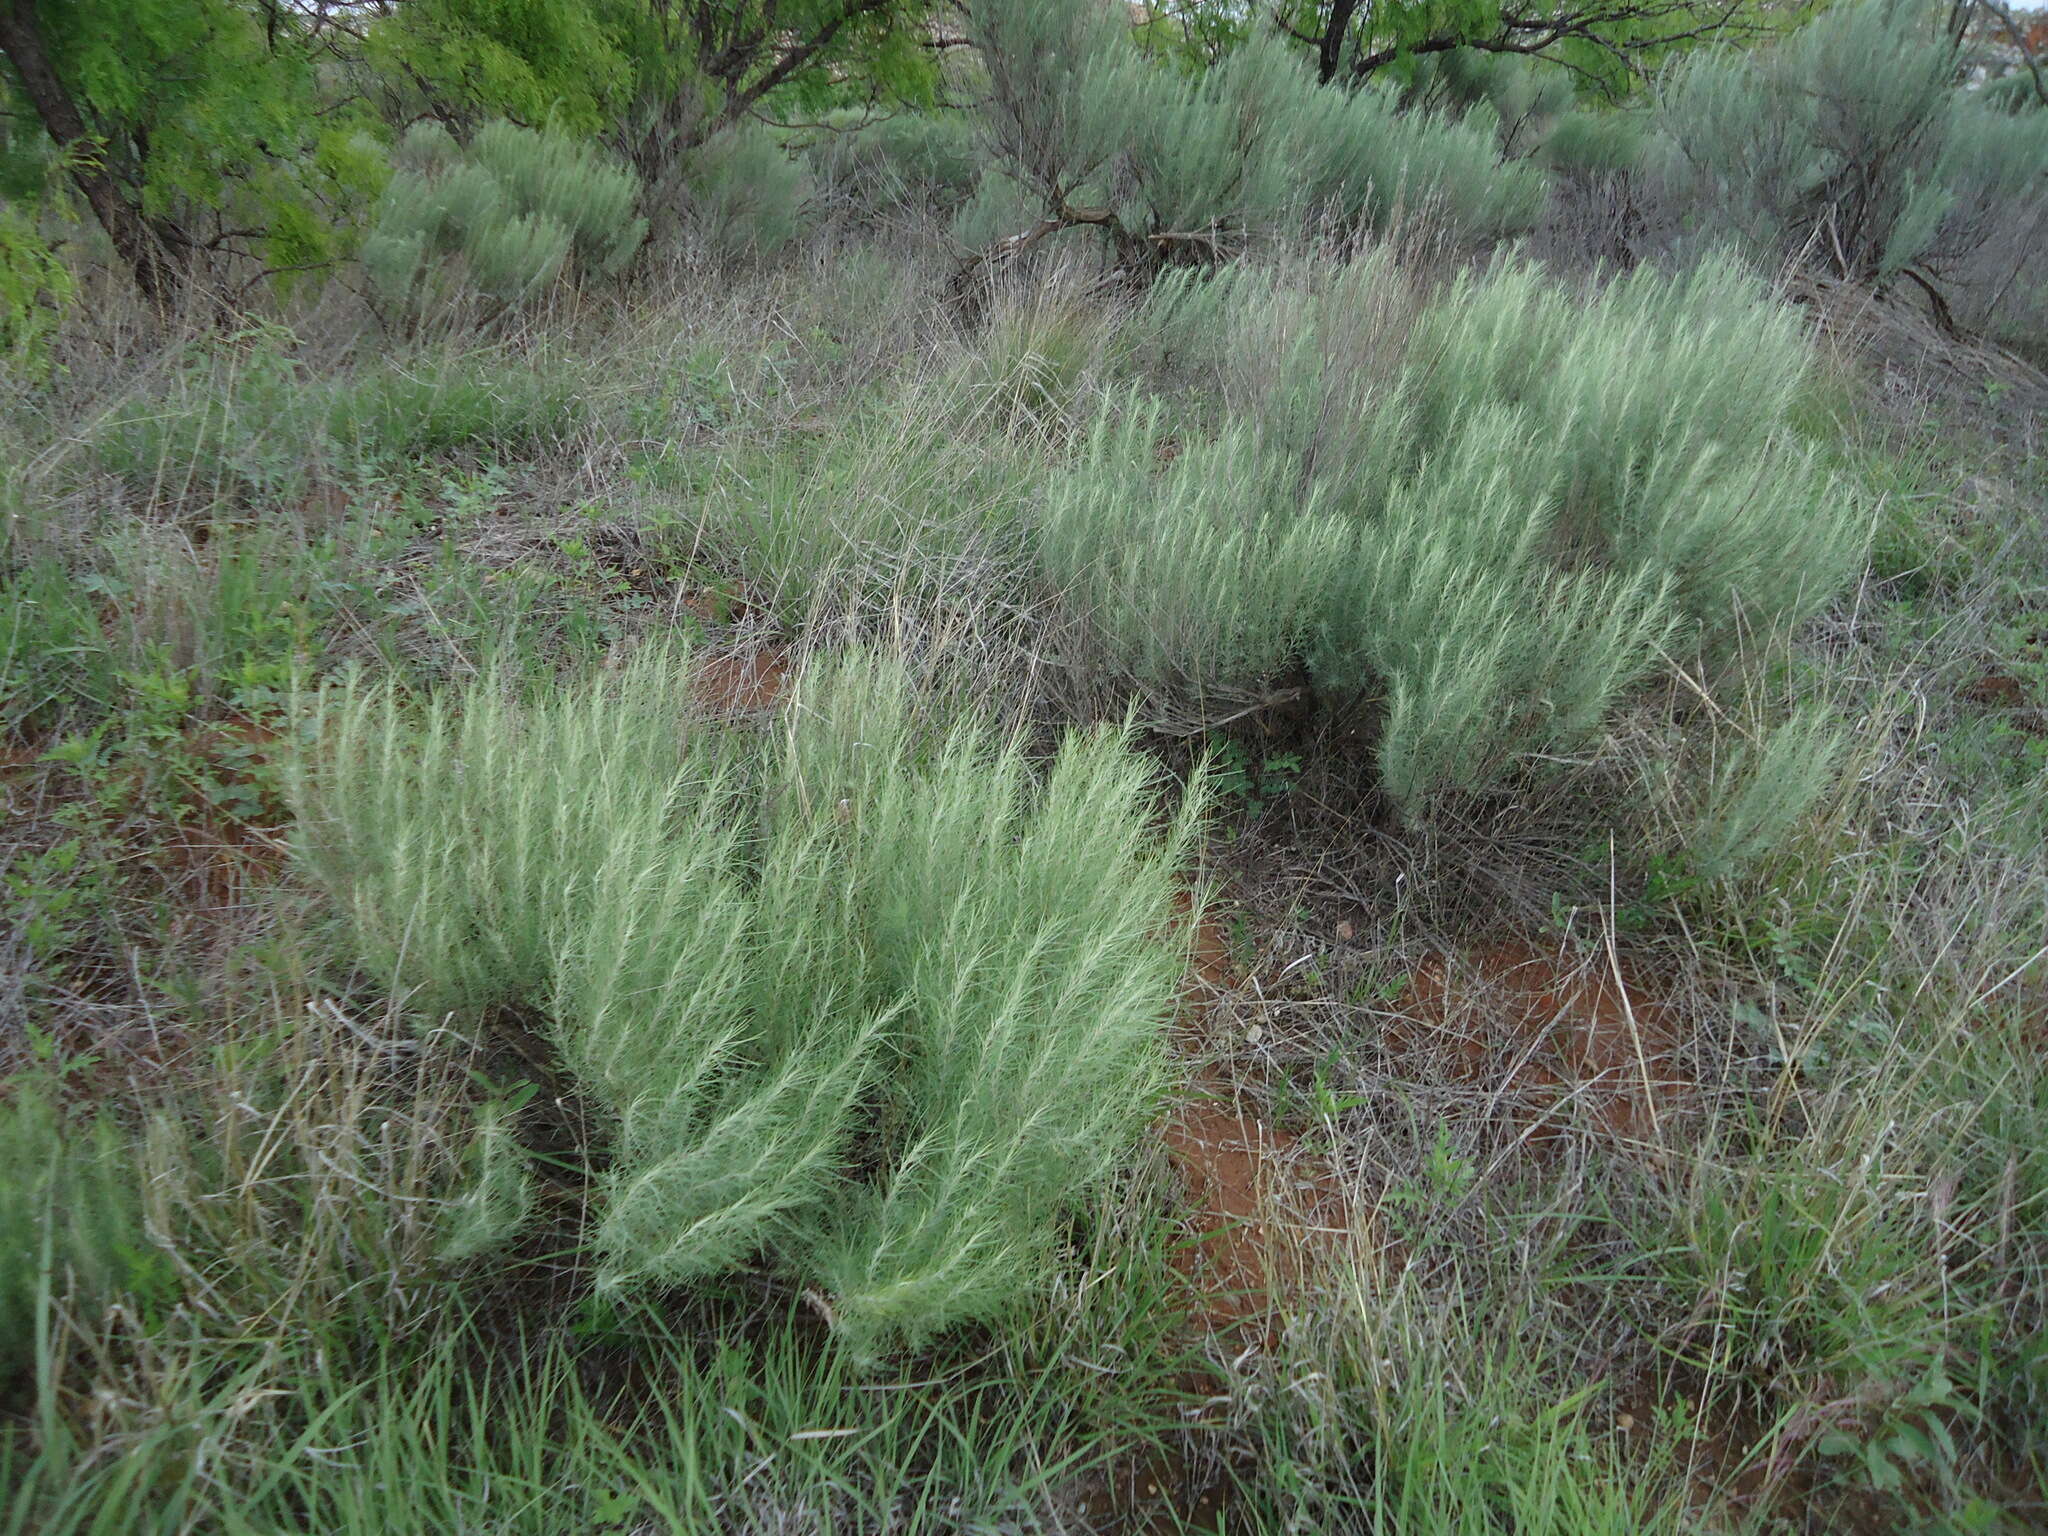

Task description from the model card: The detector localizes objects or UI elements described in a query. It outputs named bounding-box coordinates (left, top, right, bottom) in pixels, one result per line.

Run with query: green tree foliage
left=1655, top=0, right=2048, bottom=295
left=292, top=646, right=1204, bottom=1360
left=964, top=0, right=1542, bottom=266
left=362, top=120, right=647, bottom=325
left=0, top=203, right=70, bottom=369
left=1042, top=252, right=1865, bottom=810
left=366, top=0, right=943, bottom=198
left=0, top=0, right=384, bottom=306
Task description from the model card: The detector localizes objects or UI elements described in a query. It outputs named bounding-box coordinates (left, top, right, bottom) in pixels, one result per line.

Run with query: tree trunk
left=0, top=0, right=187, bottom=307
left=1317, top=0, right=1363, bottom=84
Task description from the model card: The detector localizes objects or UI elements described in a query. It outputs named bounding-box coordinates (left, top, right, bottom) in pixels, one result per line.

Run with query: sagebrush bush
left=292, top=646, right=1203, bottom=1357
left=1654, top=0, right=2048, bottom=303
left=1037, top=403, right=1354, bottom=725
left=362, top=121, right=647, bottom=325
left=680, top=126, right=814, bottom=262
left=967, top=0, right=1542, bottom=260
left=1043, top=252, right=1864, bottom=807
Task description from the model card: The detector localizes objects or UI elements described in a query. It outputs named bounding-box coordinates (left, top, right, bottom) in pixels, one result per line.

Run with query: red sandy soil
left=1160, top=894, right=1353, bottom=1340
left=690, top=646, right=789, bottom=714
left=1389, top=941, right=1695, bottom=1146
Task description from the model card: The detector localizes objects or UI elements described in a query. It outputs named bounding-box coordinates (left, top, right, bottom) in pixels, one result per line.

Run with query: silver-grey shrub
left=292, top=646, right=1202, bottom=1359
left=362, top=121, right=647, bottom=325
left=1037, top=253, right=1866, bottom=809
left=1654, top=0, right=2048, bottom=306
left=964, top=0, right=1542, bottom=259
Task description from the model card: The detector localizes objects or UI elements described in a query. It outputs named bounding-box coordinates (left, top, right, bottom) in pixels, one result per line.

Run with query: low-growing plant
left=291, top=645, right=1206, bottom=1358
left=1043, top=252, right=1865, bottom=811
left=362, top=120, right=648, bottom=328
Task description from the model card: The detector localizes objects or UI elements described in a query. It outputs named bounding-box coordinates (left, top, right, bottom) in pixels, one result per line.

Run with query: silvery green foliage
left=1655, top=0, right=2048, bottom=285
left=294, top=647, right=1202, bottom=1360
left=1688, top=702, right=1846, bottom=879
left=681, top=125, right=814, bottom=261
left=966, top=0, right=1543, bottom=254
left=1045, top=253, right=1865, bottom=810
left=362, top=121, right=648, bottom=324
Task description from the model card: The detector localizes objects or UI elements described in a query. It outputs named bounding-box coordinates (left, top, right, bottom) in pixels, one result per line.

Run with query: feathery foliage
left=292, top=646, right=1203, bottom=1356
left=965, top=0, right=1543, bottom=259
left=1040, top=252, right=1863, bottom=806
left=1655, top=0, right=2048, bottom=292
left=362, top=121, right=647, bottom=325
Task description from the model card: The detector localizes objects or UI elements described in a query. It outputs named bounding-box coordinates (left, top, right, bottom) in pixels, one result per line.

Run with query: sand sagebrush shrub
left=1037, top=404, right=1355, bottom=725
left=292, top=646, right=1201, bottom=1356
left=363, top=121, right=646, bottom=324
left=680, top=126, right=814, bottom=262
left=966, top=0, right=1541, bottom=258
left=1049, top=253, right=1864, bottom=806
left=1655, top=0, right=2048, bottom=298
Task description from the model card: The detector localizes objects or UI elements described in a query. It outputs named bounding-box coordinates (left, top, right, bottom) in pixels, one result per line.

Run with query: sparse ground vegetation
left=3, top=0, right=2047, bottom=1530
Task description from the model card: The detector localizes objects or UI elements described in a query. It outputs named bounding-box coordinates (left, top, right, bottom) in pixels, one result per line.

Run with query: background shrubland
left=3, top=0, right=2046, bottom=1530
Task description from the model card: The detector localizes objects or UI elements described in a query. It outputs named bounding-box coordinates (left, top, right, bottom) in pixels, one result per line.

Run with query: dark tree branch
left=1976, top=0, right=2048, bottom=109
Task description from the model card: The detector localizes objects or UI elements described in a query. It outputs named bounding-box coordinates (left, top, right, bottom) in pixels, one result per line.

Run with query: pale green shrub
left=1037, top=403, right=1354, bottom=725
left=1535, top=111, right=1646, bottom=176
left=1309, top=421, right=1679, bottom=804
left=1044, top=253, right=1864, bottom=809
left=949, top=171, right=1043, bottom=254
left=292, top=646, right=1201, bottom=1357
left=1654, top=0, right=2048, bottom=294
left=681, top=126, right=813, bottom=262
left=1685, top=702, right=1847, bottom=879
left=966, top=0, right=1542, bottom=258
left=362, top=121, right=646, bottom=324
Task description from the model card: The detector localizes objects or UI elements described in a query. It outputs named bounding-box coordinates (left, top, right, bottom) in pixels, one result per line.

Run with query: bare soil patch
left=1388, top=940, right=1697, bottom=1146
left=690, top=645, right=789, bottom=714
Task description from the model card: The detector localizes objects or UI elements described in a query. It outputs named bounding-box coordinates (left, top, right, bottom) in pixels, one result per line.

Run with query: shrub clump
left=362, top=120, right=647, bottom=325
left=965, top=0, right=1543, bottom=263
left=1040, top=253, right=1865, bottom=810
left=1653, top=0, right=2048, bottom=305
left=291, top=646, right=1204, bottom=1359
